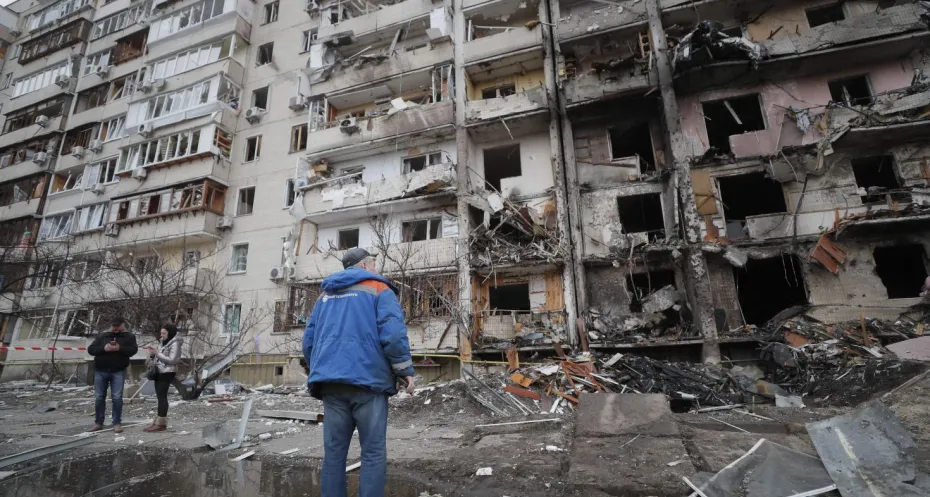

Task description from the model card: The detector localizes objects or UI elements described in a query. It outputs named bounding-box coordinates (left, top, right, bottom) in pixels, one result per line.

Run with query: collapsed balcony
left=466, top=190, right=564, bottom=267
left=562, top=30, right=658, bottom=108
left=297, top=162, right=456, bottom=220
left=464, top=52, right=548, bottom=122
left=472, top=270, right=567, bottom=349
left=305, top=68, right=455, bottom=158
left=463, top=0, right=544, bottom=64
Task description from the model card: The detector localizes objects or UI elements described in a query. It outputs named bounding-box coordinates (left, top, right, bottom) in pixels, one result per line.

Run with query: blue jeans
left=322, top=389, right=389, bottom=497
left=94, top=370, right=126, bottom=426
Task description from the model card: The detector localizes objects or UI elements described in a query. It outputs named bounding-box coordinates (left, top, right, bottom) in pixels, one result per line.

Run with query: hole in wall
left=489, top=283, right=531, bottom=311
left=873, top=244, right=928, bottom=299
left=828, top=75, right=873, bottom=106
left=616, top=192, right=665, bottom=241
left=806, top=3, right=845, bottom=28
left=483, top=144, right=521, bottom=193
left=608, top=122, right=656, bottom=172
left=734, top=254, right=807, bottom=325
left=851, top=155, right=900, bottom=204
left=701, top=94, right=766, bottom=153
left=627, top=269, right=676, bottom=312
left=717, top=172, right=787, bottom=239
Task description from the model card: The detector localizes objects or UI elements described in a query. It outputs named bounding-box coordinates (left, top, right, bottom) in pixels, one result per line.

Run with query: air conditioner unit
left=142, top=78, right=165, bottom=93
left=71, top=146, right=85, bottom=158
left=33, top=152, right=49, bottom=164
left=339, top=116, right=359, bottom=134
left=90, top=183, right=105, bottom=195
left=288, top=96, right=308, bottom=111
left=88, top=139, right=103, bottom=152
left=305, top=0, right=320, bottom=13
left=216, top=216, right=234, bottom=230
left=94, top=65, right=110, bottom=76
left=244, top=107, right=266, bottom=123
left=137, top=123, right=155, bottom=136
left=54, top=74, right=72, bottom=88
left=269, top=266, right=286, bottom=281
left=104, top=224, right=120, bottom=237
left=131, top=168, right=147, bottom=180
left=35, top=115, right=50, bottom=127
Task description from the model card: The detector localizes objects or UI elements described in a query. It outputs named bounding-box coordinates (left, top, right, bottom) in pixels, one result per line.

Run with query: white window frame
left=84, top=157, right=120, bottom=188
left=244, top=135, right=262, bottom=162
left=13, top=63, right=71, bottom=98
left=38, top=211, right=75, bottom=240
left=263, top=1, right=279, bottom=24
left=301, top=29, right=318, bottom=53
left=92, top=2, right=149, bottom=40
left=81, top=51, right=111, bottom=77
left=402, top=217, right=443, bottom=242
left=117, top=127, right=205, bottom=173
left=229, top=243, right=249, bottom=274
left=222, top=302, right=242, bottom=336
left=50, top=170, right=83, bottom=195
left=149, top=0, right=228, bottom=43
left=75, top=202, right=108, bottom=232
left=148, top=37, right=235, bottom=80
left=235, top=186, right=255, bottom=216
left=402, top=151, right=443, bottom=173
left=98, top=116, right=126, bottom=142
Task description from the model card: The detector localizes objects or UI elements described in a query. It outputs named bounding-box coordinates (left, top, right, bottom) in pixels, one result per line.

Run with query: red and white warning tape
left=0, top=346, right=87, bottom=351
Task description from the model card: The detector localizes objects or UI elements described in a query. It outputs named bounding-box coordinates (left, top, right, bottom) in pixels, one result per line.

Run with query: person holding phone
left=87, top=317, right=138, bottom=433
left=142, top=324, right=182, bottom=432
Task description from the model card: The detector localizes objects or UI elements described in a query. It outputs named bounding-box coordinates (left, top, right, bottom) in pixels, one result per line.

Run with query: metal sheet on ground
left=807, top=401, right=924, bottom=497
left=686, top=438, right=834, bottom=497
left=255, top=409, right=323, bottom=422
left=0, top=437, right=95, bottom=469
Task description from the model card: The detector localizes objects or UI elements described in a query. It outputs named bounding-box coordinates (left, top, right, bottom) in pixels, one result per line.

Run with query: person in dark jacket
left=87, top=317, right=138, bottom=433
left=303, top=248, right=415, bottom=497
left=143, top=324, right=182, bottom=432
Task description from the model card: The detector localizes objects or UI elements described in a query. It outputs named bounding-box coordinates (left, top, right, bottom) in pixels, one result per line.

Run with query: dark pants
left=322, top=389, right=389, bottom=497
left=94, top=369, right=125, bottom=425
left=154, top=372, right=175, bottom=417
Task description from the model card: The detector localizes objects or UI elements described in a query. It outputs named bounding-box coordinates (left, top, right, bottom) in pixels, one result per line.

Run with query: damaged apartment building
left=3, top=0, right=930, bottom=383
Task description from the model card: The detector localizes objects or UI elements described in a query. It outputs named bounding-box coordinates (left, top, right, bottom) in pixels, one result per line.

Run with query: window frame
left=236, top=186, right=255, bottom=216
left=222, top=302, right=242, bottom=336
left=244, top=135, right=262, bottom=162
left=229, top=243, right=249, bottom=274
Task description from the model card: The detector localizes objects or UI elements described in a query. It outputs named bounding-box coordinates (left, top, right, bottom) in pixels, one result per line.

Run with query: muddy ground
left=1, top=372, right=928, bottom=496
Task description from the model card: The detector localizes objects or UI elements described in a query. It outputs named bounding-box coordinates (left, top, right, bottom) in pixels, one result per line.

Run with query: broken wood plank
left=255, top=409, right=324, bottom=423
left=474, top=418, right=561, bottom=429
left=695, top=404, right=744, bottom=413
left=503, top=385, right=541, bottom=401
left=552, top=389, right=579, bottom=405
left=509, top=373, right=534, bottom=388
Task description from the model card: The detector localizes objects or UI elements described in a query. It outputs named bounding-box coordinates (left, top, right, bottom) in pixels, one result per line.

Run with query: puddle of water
left=0, top=450, right=436, bottom=497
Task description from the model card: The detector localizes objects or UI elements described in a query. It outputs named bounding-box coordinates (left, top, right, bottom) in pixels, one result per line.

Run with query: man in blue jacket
left=303, top=247, right=415, bottom=497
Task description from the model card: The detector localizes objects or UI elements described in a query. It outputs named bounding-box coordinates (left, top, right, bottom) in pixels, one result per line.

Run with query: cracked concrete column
left=645, top=0, right=720, bottom=363
left=540, top=0, right=578, bottom=346
left=453, top=0, right=473, bottom=361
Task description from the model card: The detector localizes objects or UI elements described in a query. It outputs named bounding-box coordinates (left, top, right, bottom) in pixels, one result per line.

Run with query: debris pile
left=671, top=20, right=765, bottom=71
left=467, top=191, right=564, bottom=267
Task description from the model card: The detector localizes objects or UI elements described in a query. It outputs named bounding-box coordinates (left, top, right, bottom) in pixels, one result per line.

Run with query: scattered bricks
left=504, top=385, right=541, bottom=401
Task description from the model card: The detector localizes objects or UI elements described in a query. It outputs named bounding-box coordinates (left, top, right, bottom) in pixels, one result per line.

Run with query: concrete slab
left=682, top=429, right=817, bottom=473
left=887, top=336, right=930, bottom=361
left=576, top=394, right=678, bottom=437
left=569, top=435, right=695, bottom=496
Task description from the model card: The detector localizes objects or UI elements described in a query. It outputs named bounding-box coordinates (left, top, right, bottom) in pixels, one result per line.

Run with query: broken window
left=263, top=1, right=278, bottom=23
left=701, top=94, right=766, bottom=154
left=716, top=172, right=787, bottom=238
left=236, top=187, right=255, bottom=216
left=734, top=255, right=807, bottom=325
left=483, top=144, right=521, bottom=192
left=245, top=136, right=262, bottom=162
left=285, top=179, right=296, bottom=207
left=828, top=75, right=872, bottom=106
left=301, top=29, right=318, bottom=52
left=290, top=123, right=308, bottom=153
left=403, top=152, right=443, bottom=173
left=806, top=3, right=845, bottom=28
left=608, top=123, right=656, bottom=172
left=481, top=84, right=516, bottom=100
left=252, top=86, right=269, bottom=109
left=851, top=155, right=900, bottom=204
left=337, top=228, right=359, bottom=250
left=873, top=245, right=928, bottom=299
left=488, top=283, right=531, bottom=311
left=230, top=244, right=249, bottom=274
left=616, top=193, right=665, bottom=241
left=257, top=42, right=274, bottom=66
left=627, top=270, right=676, bottom=312
left=402, top=218, right=442, bottom=242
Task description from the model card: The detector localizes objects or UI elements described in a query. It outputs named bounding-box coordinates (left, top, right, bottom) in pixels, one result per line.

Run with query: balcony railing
left=295, top=237, right=458, bottom=282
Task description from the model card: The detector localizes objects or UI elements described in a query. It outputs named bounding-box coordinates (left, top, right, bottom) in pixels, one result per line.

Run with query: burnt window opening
left=735, top=255, right=807, bottom=326
left=851, top=155, right=900, bottom=204
left=252, top=86, right=269, bottom=109
left=402, top=218, right=442, bottom=242
left=481, top=84, right=516, bottom=100
left=701, top=95, right=766, bottom=153
left=257, top=43, right=274, bottom=66
left=627, top=270, right=676, bottom=312
left=828, top=75, right=873, bottom=106
left=483, top=144, right=521, bottom=193
left=608, top=123, right=656, bottom=172
left=806, top=3, right=845, bottom=28
left=717, top=172, right=787, bottom=238
left=616, top=193, right=665, bottom=241
left=488, top=283, right=531, bottom=311
left=274, top=365, right=284, bottom=376
left=873, top=245, right=928, bottom=299
left=337, top=228, right=359, bottom=250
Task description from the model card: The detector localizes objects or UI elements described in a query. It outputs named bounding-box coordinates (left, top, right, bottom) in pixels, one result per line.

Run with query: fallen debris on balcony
left=671, top=21, right=764, bottom=72
left=468, top=191, right=564, bottom=266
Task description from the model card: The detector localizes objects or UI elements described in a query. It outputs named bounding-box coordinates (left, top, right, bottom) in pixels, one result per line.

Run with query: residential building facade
left=1, top=0, right=929, bottom=382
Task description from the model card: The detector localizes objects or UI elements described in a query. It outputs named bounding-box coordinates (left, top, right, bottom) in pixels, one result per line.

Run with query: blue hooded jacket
left=302, top=267, right=415, bottom=399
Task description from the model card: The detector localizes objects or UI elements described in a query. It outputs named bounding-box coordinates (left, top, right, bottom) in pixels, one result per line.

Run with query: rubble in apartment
left=671, top=21, right=765, bottom=72
left=298, top=158, right=456, bottom=208
left=468, top=191, right=564, bottom=266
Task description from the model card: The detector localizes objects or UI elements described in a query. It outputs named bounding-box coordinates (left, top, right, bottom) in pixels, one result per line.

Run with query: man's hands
left=104, top=341, right=120, bottom=352
left=401, top=376, right=415, bottom=395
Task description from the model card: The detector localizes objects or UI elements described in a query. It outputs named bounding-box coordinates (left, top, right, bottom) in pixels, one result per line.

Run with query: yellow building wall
left=467, top=68, right=546, bottom=101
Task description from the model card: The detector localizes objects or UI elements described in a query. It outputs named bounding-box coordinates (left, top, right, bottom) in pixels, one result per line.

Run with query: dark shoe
left=113, top=424, right=123, bottom=434
left=89, top=424, right=103, bottom=432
